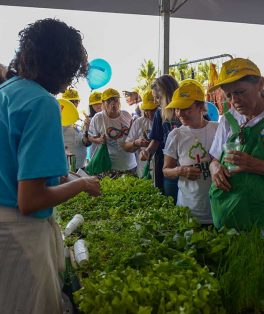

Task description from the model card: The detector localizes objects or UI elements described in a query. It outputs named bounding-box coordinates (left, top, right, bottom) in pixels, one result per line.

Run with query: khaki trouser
left=0, top=206, right=65, bottom=314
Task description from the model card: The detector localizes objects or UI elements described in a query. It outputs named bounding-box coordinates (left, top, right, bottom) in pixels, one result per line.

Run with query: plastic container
left=64, top=214, right=84, bottom=237
left=76, top=168, right=89, bottom=177
left=223, top=141, right=241, bottom=171
left=73, top=239, right=89, bottom=266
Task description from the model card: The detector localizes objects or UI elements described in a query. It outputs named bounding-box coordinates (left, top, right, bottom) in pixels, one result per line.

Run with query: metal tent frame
left=0, top=0, right=263, bottom=74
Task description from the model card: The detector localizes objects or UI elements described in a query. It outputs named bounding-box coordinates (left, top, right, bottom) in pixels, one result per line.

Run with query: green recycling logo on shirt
left=188, top=142, right=207, bottom=161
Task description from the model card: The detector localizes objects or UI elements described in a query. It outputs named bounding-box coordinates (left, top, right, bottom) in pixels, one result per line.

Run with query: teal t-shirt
left=0, top=76, right=68, bottom=218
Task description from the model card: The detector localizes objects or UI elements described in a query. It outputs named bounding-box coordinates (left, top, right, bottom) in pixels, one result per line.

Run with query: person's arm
left=139, top=139, right=160, bottom=161
left=123, top=138, right=150, bottom=153
left=82, top=131, right=92, bottom=147
left=87, top=114, right=106, bottom=145
left=140, top=109, right=163, bottom=161
left=88, top=134, right=106, bottom=144
left=163, top=155, right=201, bottom=180
left=18, top=176, right=100, bottom=215
left=209, top=158, right=231, bottom=192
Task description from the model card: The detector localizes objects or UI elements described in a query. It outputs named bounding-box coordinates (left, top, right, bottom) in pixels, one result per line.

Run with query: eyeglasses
left=105, top=97, right=119, bottom=105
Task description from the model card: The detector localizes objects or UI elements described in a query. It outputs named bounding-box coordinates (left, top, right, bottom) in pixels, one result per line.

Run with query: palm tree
left=136, top=59, right=157, bottom=94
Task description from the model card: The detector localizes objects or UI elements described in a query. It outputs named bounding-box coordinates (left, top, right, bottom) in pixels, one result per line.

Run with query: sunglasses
left=124, top=92, right=132, bottom=97
left=105, top=96, right=119, bottom=105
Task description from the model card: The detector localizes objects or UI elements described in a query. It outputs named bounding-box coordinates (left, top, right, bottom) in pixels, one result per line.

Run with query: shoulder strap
left=223, top=101, right=240, bottom=134
left=248, top=116, right=264, bottom=135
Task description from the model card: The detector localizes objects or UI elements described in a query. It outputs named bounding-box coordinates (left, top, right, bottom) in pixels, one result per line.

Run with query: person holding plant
left=0, top=18, right=100, bottom=313
left=140, top=74, right=181, bottom=203
left=124, top=90, right=158, bottom=177
left=209, top=58, right=264, bottom=230
left=163, top=80, right=218, bottom=224
left=88, top=88, right=137, bottom=172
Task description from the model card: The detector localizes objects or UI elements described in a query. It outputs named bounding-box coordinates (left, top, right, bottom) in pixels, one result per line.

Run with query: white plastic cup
left=223, top=142, right=241, bottom=171
left=73, top=239, right=89, bottom=266
left=76, top=168, right=89, bottom=177
left=64, top=214, right=84, bottom=237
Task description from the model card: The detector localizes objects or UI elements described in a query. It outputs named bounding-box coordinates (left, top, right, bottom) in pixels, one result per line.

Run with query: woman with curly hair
left=0, top=19, right=100, bottom=313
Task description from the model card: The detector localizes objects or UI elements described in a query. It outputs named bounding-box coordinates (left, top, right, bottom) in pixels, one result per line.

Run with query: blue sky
left=1, top=5, right=264, bottom=113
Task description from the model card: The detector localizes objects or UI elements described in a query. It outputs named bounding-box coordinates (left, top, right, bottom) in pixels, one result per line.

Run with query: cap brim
left=208, top=71, right=261, bottom=93
left=102, top=95, right=120, bottom=101
left=140, top=104, right=157, bottom=110
left=64, top=98, right=80, bottom=101
left=166, top=98, right=193, bottom=109
left=89, top=102, right=102, bottom=106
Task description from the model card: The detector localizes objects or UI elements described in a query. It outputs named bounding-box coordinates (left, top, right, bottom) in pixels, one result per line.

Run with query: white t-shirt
left=63, top=126, right=87, bottom=169
left=126, top=102, right=141, bottom=120
left=163, top=121, right=218, bottom=224
left=88, top=111, right=137, bottom=171
left=126, top=116, right=153, bottom=177
left=210, top=108, right=264, bottom=160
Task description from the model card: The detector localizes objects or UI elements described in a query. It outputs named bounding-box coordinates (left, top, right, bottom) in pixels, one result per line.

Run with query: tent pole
left=160, top=0, right=170, bottom=74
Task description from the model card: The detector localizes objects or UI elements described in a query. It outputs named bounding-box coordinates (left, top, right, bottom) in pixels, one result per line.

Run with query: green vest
left=209, top=104, right=264, bottom=230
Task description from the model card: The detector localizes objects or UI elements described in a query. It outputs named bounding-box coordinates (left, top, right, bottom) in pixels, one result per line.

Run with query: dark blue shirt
left=149, top=108, right=181, bottom=148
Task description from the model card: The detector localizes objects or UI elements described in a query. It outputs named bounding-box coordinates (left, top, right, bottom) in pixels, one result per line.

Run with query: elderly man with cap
left=209, top=58, right=264, bottom=230
left=123, top=88, right=142, bottom=119
left=163, top=80, right=218, bottom=225
left=88, top=88, right=137, bottom=172
left=62, top=88, right=89, bottom=171
left=124, top=90, right=158, bottom=177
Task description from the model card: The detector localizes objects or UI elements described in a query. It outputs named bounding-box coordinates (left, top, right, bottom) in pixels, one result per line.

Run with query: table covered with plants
left=58, top=175, right=264, bottom=314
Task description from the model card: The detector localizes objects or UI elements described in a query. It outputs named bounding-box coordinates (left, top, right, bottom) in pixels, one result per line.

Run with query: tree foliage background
left=136, top=58, right=210, bottom=95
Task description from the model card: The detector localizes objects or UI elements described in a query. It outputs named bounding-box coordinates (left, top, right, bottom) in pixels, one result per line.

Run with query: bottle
left=64, top=214, right=84, bottom=237
left=69, top=154, right=76, bottom=172
left=63, top=246, right=81, bottom=301
left=74, top=239, right=89, bottom=267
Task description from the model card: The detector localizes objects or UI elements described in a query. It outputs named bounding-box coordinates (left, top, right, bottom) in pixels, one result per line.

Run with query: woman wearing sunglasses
left=88, top=88, right=137, bottom=172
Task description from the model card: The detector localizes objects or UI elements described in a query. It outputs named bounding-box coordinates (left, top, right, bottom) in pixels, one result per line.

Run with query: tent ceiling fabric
left=0, top=0, right=264, bottom=25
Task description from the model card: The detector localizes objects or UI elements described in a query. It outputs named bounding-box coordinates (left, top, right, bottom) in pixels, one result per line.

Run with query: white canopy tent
left=0, top=0, right=263, bottom=24
left=1, top=0, right=263, bottom=73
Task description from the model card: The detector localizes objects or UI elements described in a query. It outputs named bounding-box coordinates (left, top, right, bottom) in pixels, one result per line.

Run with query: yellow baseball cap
left=62, top=88, right=80, bottom=101
left=166, top=79, right=205, bottom=109
left=101, top=88, right=120, bottom=101
left=208, top=58, right=261, bottom=92
left=89, top=91, right=102, bottom=105
left=140, top=90, right=158, bottom=110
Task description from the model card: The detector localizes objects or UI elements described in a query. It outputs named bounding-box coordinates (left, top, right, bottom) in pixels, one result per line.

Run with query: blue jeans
left=163, top=177, right=178, bottom=204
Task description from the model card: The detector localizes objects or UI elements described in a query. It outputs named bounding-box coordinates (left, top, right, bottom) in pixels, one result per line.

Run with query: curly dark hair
left=6, top=18, right=88, bottom=94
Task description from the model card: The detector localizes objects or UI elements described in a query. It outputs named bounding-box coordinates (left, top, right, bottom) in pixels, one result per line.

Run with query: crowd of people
left=63, top=58, right=264, bottom=230
left=0, top=17, right=264, bottom=313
